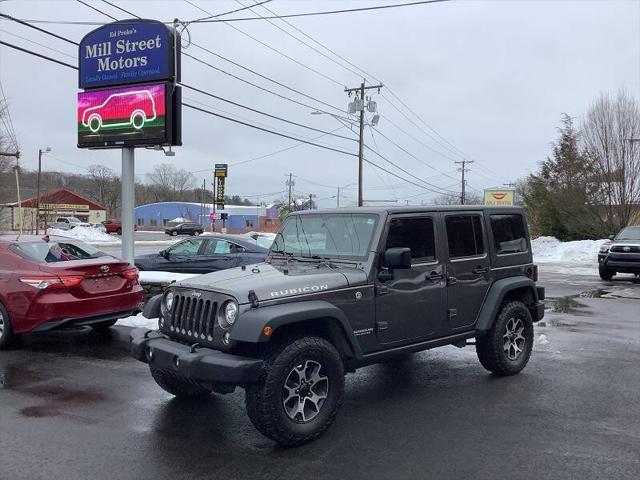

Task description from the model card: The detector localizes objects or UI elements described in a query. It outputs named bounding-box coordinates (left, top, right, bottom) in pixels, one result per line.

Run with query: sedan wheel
left=0, top=303, right=14, bottom=349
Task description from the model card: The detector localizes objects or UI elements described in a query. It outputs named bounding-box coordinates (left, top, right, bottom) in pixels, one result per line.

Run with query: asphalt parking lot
left=1, top=271, right=639, bottom=480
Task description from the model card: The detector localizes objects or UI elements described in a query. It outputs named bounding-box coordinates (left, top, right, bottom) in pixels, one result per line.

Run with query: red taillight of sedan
left=121, top=266, right=139, bottom=281
left=19, top=275, right=84, bottom=289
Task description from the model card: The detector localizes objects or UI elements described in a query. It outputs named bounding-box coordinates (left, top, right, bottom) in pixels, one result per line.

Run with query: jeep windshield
left=271, top=213, right=378, bottom=261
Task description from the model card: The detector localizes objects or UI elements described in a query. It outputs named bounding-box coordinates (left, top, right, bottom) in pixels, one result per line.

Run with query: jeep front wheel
left=475, top=301, right=534, bottom=376
left=149, top=365, right=210, bottom=397
left=245, top=336, right=344, bottom=446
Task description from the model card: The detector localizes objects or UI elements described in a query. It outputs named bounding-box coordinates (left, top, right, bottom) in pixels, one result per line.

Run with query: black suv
left=132, top=207, right=544, bottom=446
left=598, top=225, right=640, bottom=280
left=164, top=223, right=204, bottom=236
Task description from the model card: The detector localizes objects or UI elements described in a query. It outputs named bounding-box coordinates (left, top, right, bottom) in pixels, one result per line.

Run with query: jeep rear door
left=374, top=214, right=448, bottom=344
left=443, top=212, right=491, bottom=330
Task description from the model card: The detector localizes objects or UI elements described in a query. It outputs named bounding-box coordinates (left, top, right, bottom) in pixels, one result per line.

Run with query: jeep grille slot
left=168, top=293, right=219, bottom=341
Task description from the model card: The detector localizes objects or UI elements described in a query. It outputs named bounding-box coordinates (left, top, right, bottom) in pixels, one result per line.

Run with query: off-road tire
left=245, top=336, right=345, bottom=447
left=90, top=319, right=118, bottom=331
left=150, top=365, right=211, bottom=397
left=599, top=265, right=614, bottom=281
left=0, top=302, right=14, bottom=350
left=476, top=301, right=533, bottom=376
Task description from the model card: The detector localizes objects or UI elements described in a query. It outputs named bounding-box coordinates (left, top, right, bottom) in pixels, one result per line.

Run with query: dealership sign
left=78, top=19, right=179, bottom=89
left=77, top=19, right=181, bottom=149
left=484, top=189, right=515, bottom=206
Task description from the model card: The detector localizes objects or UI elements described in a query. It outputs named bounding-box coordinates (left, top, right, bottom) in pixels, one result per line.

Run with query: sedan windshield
left=12, top=240, right=110, bottom=263
left=272, top=213, right=378, bottom=260
left=616, top=226, right=640, bottom=241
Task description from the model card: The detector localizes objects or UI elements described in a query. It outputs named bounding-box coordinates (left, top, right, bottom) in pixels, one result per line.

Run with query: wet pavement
left=1, top=272, right=639, bottom=480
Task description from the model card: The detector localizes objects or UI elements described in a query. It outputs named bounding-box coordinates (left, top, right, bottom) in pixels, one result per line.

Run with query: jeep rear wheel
left=149, top=365, right=210, bottom=397
left=245, top=336, right=344, bottom=447
left=475, top=301, right=533, bottom=376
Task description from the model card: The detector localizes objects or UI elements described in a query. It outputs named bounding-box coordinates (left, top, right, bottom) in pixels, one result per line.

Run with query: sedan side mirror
left=608, top=234, right=615, bottom=240
left=160, top=249, right=169, bottom=258
left=383, top=247, right=412, bottom=269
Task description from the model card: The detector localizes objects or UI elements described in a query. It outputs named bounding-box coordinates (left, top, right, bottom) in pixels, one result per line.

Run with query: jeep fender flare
left=143, top=294, right=162, bottom=319
left=474, top=277, right=540, bottom=332
left=230, top=300, right=363, bottom=359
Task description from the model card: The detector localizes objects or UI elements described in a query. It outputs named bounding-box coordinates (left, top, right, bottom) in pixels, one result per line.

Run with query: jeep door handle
left=472, top=265, right=490, bottom=275
left=427, top=271, right=444, bottom=281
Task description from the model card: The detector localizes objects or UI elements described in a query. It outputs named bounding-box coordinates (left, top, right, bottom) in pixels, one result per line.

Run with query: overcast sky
left=1, top=0, right=639, bottom=208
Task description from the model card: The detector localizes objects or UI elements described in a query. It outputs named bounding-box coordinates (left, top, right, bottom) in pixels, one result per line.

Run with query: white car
left=52, top=216, right=92, bottom=230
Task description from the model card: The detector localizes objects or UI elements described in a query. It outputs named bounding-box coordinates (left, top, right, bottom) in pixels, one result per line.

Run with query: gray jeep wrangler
left=131, top=206, right=544, bottom=446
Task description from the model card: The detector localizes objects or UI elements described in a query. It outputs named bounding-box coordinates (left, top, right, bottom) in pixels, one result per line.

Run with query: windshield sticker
left=270, top=284, right=329, bottom=298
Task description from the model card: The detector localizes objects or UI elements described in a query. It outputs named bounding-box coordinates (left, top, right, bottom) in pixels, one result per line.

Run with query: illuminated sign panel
left=484, top=189, right=515, bottom=206
left=78, top=83, right=173, bottom=148
left=78, top=20, right=179, bottom=89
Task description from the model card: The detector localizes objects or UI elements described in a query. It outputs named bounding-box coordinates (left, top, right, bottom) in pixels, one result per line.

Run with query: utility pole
left=336, top=186, right=340, bottom=208
left=286, top=173, right=294, bottom=212
left=308, top=193, right=315, bottom=210
left=345, top=80, right=383, bottom=207
left=455, top=160, right=474, bottom=205
left=35, top=147, right=51, bottom=235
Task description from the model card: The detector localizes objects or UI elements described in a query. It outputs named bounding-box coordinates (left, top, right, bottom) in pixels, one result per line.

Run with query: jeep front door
left=375, top=215, right=448, bottom=345
left=443, top=213, right=491, bottom=330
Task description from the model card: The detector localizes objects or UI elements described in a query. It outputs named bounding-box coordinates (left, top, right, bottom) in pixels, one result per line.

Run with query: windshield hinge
left=248, top=290, right=259, bottom=308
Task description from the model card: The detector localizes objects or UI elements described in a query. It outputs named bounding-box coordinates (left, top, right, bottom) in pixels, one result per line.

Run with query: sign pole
left=121, top=147, right=135, bottom=265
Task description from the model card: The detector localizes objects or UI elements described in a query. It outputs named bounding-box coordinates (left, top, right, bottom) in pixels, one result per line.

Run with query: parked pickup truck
left=52, top=216, right=91, bottom=230
left=103, top=219, right=137, bottom=235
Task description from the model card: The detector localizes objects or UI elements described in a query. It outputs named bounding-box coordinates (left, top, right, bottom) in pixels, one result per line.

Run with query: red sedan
left=0, top=234, right=144, bottom=348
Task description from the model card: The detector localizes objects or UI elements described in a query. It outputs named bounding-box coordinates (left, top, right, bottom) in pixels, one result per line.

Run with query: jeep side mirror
left=608, top=234, right=615, bottom=240
left=383, top=247, right=412, bottom=269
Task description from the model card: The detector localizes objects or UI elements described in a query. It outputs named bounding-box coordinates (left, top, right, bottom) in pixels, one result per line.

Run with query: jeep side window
left=446, top=215, right=484, bottom=258
left=490, top=214, right=527, bottom=254
left=385, top=217, right=436, bottom=263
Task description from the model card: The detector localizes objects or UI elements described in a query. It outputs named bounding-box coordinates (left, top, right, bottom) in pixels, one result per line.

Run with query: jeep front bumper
left=130, top=328, right=264, bottom=385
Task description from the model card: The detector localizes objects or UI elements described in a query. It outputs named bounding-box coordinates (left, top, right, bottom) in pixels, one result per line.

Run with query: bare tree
left=433, top=191, right=483, bottom=205
left=147, top=163, right=195, bottom=202
left=87, top=164, right=120, bottom=217
left=582, top=88, right=640, bottom=232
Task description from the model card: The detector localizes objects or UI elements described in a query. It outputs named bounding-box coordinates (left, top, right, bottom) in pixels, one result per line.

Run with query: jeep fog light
left=218, top=301, right=238, bottom=329
left=223, top=331, right=231, bottom=345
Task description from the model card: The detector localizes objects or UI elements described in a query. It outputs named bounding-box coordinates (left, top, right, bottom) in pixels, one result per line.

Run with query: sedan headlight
left=164, top=291, right=174, bottom=311
left=218, top=301, right=238, bottom=329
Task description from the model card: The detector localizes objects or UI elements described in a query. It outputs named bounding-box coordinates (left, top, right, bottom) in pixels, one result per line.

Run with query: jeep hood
left=175, top=262, right=367, bottom=304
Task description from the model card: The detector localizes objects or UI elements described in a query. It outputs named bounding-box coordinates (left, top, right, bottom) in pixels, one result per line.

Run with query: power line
left=182, top=102, right=357, bottom=157
left=181, top=83, right=355, bottom=142
left=0, top=40, right=78, bottom=70
left=0, top=28, right=76, bottom=60
left=185, top=0, right=274, bottom=24
left=77, top=0, right=118, bottom=20
left=0, top=13, right=79, bottom=45
left=15, top=1, right=449, bottom=25
left=185, top=0, right=345, bottom=87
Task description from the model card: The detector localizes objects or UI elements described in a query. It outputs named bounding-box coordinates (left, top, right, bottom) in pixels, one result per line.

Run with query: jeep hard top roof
left=292, top=205, right=524, bottom=215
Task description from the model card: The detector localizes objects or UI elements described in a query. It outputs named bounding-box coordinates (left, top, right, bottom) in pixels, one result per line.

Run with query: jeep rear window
left=11, top=241, right=110, bottom=263
left=490, top=214, right=528, bottom=254
left=272, top=214, right=378, bottom=260
left=386, top=217, right=436, bottom=262
left=446, top=215, right=485, bottom=258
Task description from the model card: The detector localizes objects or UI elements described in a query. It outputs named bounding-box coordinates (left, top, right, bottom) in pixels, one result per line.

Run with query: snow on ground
left=532, top=236, right=606, bottom=264
left=117, top=312, right=158, bottom=329
left=139, top=271, right=197, bottom=284
left=47, top=227, right=119, bottom=243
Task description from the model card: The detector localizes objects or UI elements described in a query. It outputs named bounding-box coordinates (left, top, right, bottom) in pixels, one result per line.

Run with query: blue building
left=134, top=202, right=280, bottom=232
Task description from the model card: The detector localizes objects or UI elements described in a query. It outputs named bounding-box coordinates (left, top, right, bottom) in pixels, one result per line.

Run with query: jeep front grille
left=168, top=294, right=218, bottom=341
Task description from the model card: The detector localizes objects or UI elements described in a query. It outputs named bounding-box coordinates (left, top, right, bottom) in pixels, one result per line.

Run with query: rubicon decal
left=270, top=285, right=329, bottom=298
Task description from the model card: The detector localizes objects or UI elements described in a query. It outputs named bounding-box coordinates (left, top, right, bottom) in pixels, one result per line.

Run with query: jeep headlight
left=164, top=291, right=174, bottom=311
left=219, top=301, right=238, bottom=329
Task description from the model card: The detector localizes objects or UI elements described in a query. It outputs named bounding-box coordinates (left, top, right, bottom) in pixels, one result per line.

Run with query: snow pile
left=47, top=227, right=119, bottom=244
left=532, top=236, right=607, bottom=264
left=139, top=271, right=197, bottom=284
left=117, top=313, right=158, bottom=329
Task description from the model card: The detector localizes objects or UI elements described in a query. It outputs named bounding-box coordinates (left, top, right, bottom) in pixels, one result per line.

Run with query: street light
left=35, top=146, right=51, bottom=235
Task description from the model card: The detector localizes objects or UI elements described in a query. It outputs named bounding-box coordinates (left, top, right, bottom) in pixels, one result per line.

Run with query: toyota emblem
left=100, top=265, right=110, bottom=273
left=623, top=246, right=631, bottom=252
